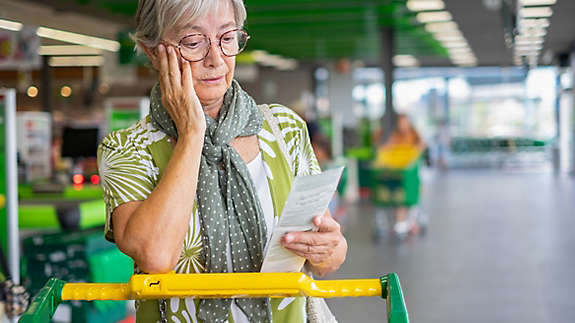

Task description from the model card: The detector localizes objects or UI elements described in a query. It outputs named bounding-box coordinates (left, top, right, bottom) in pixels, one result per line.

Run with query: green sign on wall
left=108, top=109, right=141, bottom=133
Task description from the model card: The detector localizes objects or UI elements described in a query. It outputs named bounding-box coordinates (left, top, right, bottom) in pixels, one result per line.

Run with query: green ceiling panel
left=70, top=0, right=448, bottom=62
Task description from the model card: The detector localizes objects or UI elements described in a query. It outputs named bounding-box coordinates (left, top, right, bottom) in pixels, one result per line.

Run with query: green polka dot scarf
left=150, top=80, right=271, bottom=322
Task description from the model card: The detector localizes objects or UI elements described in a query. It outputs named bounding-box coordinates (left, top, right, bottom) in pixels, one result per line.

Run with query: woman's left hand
left=281, top=210, right=347, bottom=277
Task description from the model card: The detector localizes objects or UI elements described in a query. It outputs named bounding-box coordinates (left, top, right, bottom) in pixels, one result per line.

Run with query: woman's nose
left=203, top=41, right=225, bottom=67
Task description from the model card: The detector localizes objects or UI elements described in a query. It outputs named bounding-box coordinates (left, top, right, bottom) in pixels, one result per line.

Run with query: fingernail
left=315, top=216, right=322, bottom=226
left=284, top=234, right=293, bottom=243
left=158, top=44, right=164, bottom=51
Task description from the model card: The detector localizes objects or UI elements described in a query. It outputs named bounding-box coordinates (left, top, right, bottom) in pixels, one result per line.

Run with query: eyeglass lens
left=179, top=30, right=248, bottom=62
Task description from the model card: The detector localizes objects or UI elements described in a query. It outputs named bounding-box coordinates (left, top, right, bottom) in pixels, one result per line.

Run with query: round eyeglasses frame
left=171, top=28, right=250, bottom=62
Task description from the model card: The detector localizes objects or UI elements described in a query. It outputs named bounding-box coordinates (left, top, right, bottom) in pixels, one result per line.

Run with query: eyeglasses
left=171, top=28, right=250, bottom=62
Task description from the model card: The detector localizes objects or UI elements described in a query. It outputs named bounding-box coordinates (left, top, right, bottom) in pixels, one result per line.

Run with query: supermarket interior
left=1, top=0, right=575, bottom=322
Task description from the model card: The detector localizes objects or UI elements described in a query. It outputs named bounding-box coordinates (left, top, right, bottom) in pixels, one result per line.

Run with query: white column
left=3, top=89, right=19, bottom=285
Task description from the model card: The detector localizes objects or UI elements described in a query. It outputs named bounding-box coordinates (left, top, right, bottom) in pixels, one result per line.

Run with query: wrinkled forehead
left=166, top=0, right=236, bottom=41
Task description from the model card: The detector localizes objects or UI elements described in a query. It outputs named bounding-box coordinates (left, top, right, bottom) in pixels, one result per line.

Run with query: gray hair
left=132, top=0, right=247, bottom=54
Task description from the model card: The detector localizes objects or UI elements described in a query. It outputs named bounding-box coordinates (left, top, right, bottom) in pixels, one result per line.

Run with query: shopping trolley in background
left=370, top=145, right=427, bottom=240
left=19, top=272, right=409, bottom=323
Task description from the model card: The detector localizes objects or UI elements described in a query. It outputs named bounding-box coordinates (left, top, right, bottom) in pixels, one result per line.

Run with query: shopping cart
left=371, top=146, right=427, bottom=239
left=19, top=272, right=409, bottom=323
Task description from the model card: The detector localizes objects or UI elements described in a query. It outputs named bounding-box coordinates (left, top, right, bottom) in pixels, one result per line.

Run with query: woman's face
left=162, top=3, right=236, bottom=107
left=397, top=116, right=411, bottom=133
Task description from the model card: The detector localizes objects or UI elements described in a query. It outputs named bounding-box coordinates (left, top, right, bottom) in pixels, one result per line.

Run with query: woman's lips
left=201, top=76, right=224, bottom=85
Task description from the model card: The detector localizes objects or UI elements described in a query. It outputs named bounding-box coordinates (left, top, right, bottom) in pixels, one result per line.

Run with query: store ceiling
left=11, top=0, right=447, bottom=63
left=5, top=0, right=575, bottom=67
left=444, top=0, right=575, bottom=67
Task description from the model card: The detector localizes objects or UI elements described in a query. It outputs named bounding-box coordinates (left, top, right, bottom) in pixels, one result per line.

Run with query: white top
left=227, top=152, right=275, bottom=322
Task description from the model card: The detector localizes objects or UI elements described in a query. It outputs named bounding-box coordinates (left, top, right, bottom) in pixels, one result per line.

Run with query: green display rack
left=21, top=228, right=134, bottom=323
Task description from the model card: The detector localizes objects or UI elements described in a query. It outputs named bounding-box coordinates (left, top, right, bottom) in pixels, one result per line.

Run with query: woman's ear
left=139, top=41, right=159, bottom=70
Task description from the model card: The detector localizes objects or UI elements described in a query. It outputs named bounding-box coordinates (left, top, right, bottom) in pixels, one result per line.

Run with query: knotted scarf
left=150, top=80, right=271, bottom=322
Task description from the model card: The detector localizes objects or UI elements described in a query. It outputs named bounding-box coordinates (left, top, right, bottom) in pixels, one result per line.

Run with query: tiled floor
left=325, top=170, right=575, bottom=323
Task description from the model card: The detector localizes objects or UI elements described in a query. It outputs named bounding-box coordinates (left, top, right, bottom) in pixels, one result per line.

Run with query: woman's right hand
left=157, top=44, right=206, bottom=138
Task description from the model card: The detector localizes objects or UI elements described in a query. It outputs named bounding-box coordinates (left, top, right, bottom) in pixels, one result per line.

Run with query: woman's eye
left=183, top=42, right=200, bottom=48
left=222, top=36, right=236, bottom=43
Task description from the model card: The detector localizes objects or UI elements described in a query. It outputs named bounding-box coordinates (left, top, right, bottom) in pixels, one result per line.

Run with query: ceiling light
left=37, top=27, right=120, bottom=52
left=449, top=47, right=473, bottom=54
left=520, top=7, right=553, bottom=18
left=27, top=86, right=38, bottom=98
left=519, top=27, right=548, bottom=36
left=515, top=35, right=544, bottom=42
left=433, top=30, right=463, bottom=37
left=0, top=19, right=23, bottom=32
left=520, top=0, right=556, bottom=5
left=48, top=56, right=104, bottom=67
left=60, top=86, right=72, bottom=98
left=39, top=45, right=102, bottom=56
left=252, top=50, right=298, bottom=71
left=425, top=21, right=459, bottom=33
left=519, top=18, right=550, bottom=28
left=416, top=11, right=452, bottom=23
left=393, top=55, right=419, bottom=67
left=407, top=0, right=445, bottom=11
left=441, top=40, right=469, bottom=48
left=435, top=35, right=466, bottom=43
left=518, top=29, right=547, bottom=37
left=515, top=38, right=544, bottom=45
left=453, top=59, right=477, bottom=64
left=516, top=44, right=543, bottom=50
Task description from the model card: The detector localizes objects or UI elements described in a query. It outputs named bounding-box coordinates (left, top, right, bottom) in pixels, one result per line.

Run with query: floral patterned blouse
left=98, top=104, right=321, bottom=323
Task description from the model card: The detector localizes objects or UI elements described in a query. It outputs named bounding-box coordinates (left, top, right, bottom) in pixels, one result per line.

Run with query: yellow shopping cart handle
left=20, top=272, right=408, bottom=323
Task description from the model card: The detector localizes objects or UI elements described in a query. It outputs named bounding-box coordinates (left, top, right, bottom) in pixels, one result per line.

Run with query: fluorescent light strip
left=441, top=41, right=469, bottom=48
left=425, top=21, right=459, bottom=33
left=39, top=45, right=102, bottom=56
left=0, top=19, right=119, bottom=52
left=518, top=31, right=546, bottom=39
left=519, top=18, right=550, bottom=28
left=48, top=56, right=104, bottom=67
left=515, top=39, right=544, bottom=45
left=416, top=11, right=452, bottom=23
left=520, top=7, right=553, bottom=18
left=252, top=50, right=298, bottom=70
left=407, top=0, right=445, bottom=11
left=37, top=27, right=119, bottom=52
left=515, top=48, right=541, bottom=53
left=515, top=35, right=544, bottom=42
left=0, top=19, right=23, bottom=31
left=433, top=30, right=463, bottom=38
left=520, top=0, right=556, bottom=5
left=436, top=36, right=466, bottom=43
left=393, top=55, right=419, bottom=67
left=516, top=44, right=543, bottom=50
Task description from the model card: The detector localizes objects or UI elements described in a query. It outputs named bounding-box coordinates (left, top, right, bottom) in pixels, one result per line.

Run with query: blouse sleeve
left=97, top=131, right=156, bottom=242
left=295, top=121, right=322, bottom=176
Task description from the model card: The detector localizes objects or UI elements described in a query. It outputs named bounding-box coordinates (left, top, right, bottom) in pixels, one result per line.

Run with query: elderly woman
left=97, top=0, right=347, bottom=322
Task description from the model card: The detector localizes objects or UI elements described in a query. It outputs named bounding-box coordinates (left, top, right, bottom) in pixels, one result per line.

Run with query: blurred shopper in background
left=382, top=114, right=425, bottom=152
left=97, top=0, right=347, bottom=322
left=375, top=114, right=426, bottom=237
